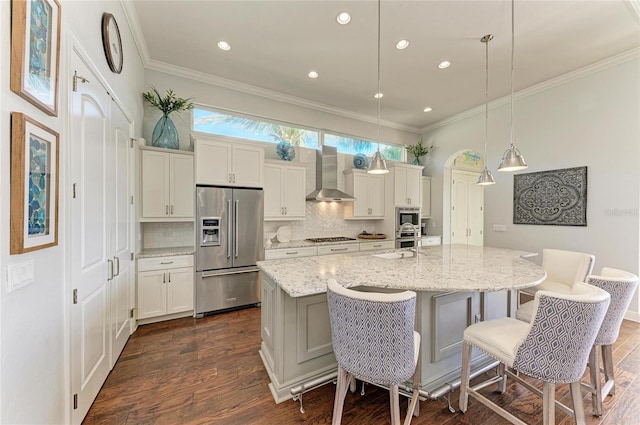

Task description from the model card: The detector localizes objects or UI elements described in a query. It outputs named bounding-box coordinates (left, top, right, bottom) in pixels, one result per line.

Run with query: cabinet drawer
left=422, top=236, right=442, bottom=246
left=317, top=244, right=359, bottom=256
left=265, top=246, right=317, bottom=260
left=138, top=255, right=194, bottom=271
left=359, top=240, right=394, bottom=251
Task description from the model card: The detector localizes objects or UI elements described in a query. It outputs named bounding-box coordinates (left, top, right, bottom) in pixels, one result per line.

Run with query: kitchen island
left=257, top=244, right=546, bottom=409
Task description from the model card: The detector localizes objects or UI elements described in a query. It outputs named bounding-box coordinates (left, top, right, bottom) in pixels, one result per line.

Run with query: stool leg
left=589, top=345, right=603, bottom=416
left=542, top=382, right=555, bottom=425
left=497, top=363, right=507, bottom=393
left=570, top=380, right=586, bottom=425
left=332, top=366, right=349, bottom=425
left=459, top=342, right=472, bottom=412
left=602, top=344, right=615, bottom=395
left=390, top=384, right=401, bottom=425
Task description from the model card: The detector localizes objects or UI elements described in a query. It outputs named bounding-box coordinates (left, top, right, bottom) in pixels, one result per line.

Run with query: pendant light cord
left=509, top=0, right=515, bottom=148
left=376, top=0, right=381, bottom=145
left=483, top=35, right=490, bottom=162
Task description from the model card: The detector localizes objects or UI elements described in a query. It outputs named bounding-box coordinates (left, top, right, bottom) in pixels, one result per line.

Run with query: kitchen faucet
left=399, top=222, right=420, bottom=252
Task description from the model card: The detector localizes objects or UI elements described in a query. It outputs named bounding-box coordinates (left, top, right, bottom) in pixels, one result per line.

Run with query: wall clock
left=102, top=12, right=123, bottom=74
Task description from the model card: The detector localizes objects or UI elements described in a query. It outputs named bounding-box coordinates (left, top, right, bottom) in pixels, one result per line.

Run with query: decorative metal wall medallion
left=513, top=166, right=587, bottom=226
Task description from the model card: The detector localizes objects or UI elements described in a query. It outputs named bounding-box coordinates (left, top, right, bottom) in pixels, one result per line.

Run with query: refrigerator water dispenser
left=200, top=217, right=221, bottom=246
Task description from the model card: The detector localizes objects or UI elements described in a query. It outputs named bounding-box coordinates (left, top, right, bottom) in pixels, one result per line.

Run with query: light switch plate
left=7, top=259, right=35, bottom=292
left=493, top=224, right=507, bottom=232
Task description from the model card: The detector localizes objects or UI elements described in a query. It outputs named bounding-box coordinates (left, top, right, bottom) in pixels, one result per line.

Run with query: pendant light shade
left=367, top=0, right=389, bottom=175
left=498, top=0, right=528, bottom=172
left=477, top=34, right=496, bottom=186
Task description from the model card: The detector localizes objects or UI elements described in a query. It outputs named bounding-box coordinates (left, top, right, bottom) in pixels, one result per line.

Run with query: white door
left=451, top=172, right=469, bottom=244
left=369, top=174, right=385, bottom=217
left=110, top=103, right=133, bottom=365
left=283, top=166, right=306, bottom=218
left=170, top=154, right=194, bottom=217
left=468, top=180, right=484, bottom=246
left=196, top=139, right=231, bottom=185
left=141, top=150, right=169, bottom=217
left=352, top=173, right=370, bottom=217
left=263, top=164, right=284, bottom=218
left=70, top=54, right=111, bottom=423
left=232, top=144, right=264, bottom=187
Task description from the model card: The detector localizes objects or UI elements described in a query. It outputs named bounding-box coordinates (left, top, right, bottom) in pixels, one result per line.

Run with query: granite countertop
left=267, top=238, right=390, bottom=250
left=257, top=244, right=546, bottom=298
left=137, top=246, right=195, bottom=258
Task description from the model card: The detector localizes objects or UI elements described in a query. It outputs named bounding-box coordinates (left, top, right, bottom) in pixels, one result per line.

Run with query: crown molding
left=420, top=47, right=640, bottom=134
left=120, top=0, right=151, bottom=66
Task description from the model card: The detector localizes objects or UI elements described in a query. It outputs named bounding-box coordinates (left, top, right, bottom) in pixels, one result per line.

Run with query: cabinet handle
left=233, top=174, right=236, bottom=183
left=234, top=200, right=239, bottom=258
left=170, top=205, right=174, bottom=215
left=165, top=205, right=169, bottom=215
left=373, top=244, right=382, bottom=248
left=107, top=259, right=114, bottom=281
left=408, top=198, right=412, bottom=204
left=228, top=173, right=232, bottom=183
left=227, top=200, right=232, bottom=259
left=284, top=207, right=287, bottom=215
left=167, top=272, right=171, bottom=283
left=285, top=251, right=299, bottom=255
left=162, top=272, right=166, bottom=284
left=114, top=256, right=120, bottom=277
left=160, top=261, right=174, bottom=265
left=331, top=247, right=348, bottom=252
left=281, top=207, right=284, bottom=215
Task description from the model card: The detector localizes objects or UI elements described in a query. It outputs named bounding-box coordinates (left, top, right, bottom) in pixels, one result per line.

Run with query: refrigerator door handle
left=234, top=200, right=239, bottom=258
left=227, top=200, right=232, bottom=259
left=201, top=268, right=258, bottom=278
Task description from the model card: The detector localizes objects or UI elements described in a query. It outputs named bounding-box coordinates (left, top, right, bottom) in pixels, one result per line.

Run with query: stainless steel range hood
left=306, top=146, right=355, bottom=202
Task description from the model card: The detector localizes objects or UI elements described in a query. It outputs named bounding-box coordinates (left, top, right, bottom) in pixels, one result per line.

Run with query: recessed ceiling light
left=396, top=40, right=410, bottom=50
left=336, top=12, right=351, bottom=25
left=374, top=92, right=383, bottom=99
left=438, top=60, right=451, bottom=69
left=423, top=107, right=433, bottom=112
left=217, top=41, right=231, bottom=51
left=308, top=71, right=319, bottom=79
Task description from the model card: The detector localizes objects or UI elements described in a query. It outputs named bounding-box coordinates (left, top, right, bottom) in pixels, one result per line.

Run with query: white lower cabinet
left=358, top=240, right=394, bottom=251
left=317, top=244, right=359, bottom=256
left=137, top=255, right=194, bottom=321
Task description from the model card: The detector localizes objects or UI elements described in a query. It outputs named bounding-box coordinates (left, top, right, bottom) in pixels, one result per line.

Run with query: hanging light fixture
left=477, top=34, right=496, bottom=186
left=368, top=0, right=389, bottom=175
left=498, top=0, right=528, bottom=172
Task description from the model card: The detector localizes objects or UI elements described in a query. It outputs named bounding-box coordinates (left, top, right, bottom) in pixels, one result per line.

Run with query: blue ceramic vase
left=152, top=114, right=179, bottom=149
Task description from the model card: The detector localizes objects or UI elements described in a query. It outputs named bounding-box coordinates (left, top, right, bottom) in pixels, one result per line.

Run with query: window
left=324, top=133, right=403, bottom=161
left=193, top=107, right=319, bottom=148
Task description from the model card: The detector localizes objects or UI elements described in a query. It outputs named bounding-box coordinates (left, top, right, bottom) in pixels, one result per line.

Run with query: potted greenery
left=143, top=88, right=194, bottom=150
left=405, top=138, right=433, bottom=166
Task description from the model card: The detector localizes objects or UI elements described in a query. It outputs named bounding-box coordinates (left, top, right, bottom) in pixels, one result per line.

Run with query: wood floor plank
left=82, top=308, right=640, bottom=425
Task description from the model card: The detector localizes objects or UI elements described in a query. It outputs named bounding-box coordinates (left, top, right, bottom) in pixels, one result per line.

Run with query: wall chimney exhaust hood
left=306, top=146, right=355, bottom=202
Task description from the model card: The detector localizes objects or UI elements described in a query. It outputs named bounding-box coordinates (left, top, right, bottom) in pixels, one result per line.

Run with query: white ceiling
left=129, top=0, right=640, bottom=132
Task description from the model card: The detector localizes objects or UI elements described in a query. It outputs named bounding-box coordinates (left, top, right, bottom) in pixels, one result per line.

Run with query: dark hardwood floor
left=83, top=307, right=640, bottom=425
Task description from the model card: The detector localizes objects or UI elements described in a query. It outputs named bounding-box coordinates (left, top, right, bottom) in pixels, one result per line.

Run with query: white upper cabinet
left=421, top=176, right=431, bottom=219
left=195, top=138, right=264, bottom=187
left=343, top=169, right=385, bottom=219
left=264, top=162, right=306, bottom=220
left=140, top=148, right=194, bottom=220
left=392, top=164, right=422, bottom=207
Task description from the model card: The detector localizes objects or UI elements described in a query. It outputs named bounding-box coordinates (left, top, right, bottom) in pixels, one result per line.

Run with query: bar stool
left=584, top=267, right=639, bottom=416
left=459, top=283, right=610, bottom=425
left=326, top=279, right=421, bottom=425
left=517, top=248, right=595, bottom=321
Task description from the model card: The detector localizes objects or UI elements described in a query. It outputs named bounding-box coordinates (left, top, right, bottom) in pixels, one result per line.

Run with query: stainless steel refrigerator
left=195, top=186, right=264, bottom=316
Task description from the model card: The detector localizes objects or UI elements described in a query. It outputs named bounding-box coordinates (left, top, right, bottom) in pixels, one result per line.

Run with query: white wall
left=422, top=55, right=640, bottom=320
left=0, top=1, right=145, bottom=423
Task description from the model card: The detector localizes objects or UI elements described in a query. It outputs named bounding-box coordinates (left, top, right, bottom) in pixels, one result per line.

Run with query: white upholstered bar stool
left=516, top=249, right=595, bottom=321
left=584, top=267, right=639, bottom=416
left=459, top=283, right=610, bottom=425
left=326, top=279, right=421, bottom=425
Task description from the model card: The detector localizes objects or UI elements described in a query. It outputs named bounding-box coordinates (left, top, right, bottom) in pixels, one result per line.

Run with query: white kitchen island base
left=257, top=245, right=546, bottom=408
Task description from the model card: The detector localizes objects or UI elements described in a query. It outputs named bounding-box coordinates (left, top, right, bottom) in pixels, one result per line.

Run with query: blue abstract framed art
left=10, top=113, right=60, bottom=254
left=10, top=0, right=61, bottom=116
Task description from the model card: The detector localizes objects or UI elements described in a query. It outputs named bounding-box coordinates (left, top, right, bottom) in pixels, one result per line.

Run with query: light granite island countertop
left=257, top=244, right=546, bottom=297
left=257, top=244, right=546, bottom=410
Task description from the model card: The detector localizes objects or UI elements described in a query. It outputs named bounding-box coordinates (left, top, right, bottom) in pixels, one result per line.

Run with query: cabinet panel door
left=196, top=140, right=231, bottom=185
left=283, top=166, right=306, bottom=218
left=137, top=270, right=167, bottom=319
left=141, top=151, right=170, bottom=217
left=451, top=172, right=469, bottom=244
left=166, top=267, right=194, bottom=314
left=406, top=168, right=421, bottom=206
left=264, top=164, right=284, bottom=219
left=232, top=145, right=264, bottom=187
left=369, top=174, right=385, bottom=217
left=394, top=167, right=408, bottom=206
left=421, top=177, right=431, bottom=218
left=468, top=180, right=484, bottom=246
left=351, top=173, right=370, bottom=217
left=170, top=154, right=194, bottom=217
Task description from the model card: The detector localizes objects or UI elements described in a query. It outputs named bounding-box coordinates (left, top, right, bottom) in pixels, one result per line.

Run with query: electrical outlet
left=7, top=260, right=35, bottom=292
left=493, top=224, right=507, bottom=232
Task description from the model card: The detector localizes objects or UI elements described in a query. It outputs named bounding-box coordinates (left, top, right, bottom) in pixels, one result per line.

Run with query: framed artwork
left=10, top=0, right=62, bottom=116
left=513, top=166, right=587, bottom=226
left=10, top=113, right=60, bottom=254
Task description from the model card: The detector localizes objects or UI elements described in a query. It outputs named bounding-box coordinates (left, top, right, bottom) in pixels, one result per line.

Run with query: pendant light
left=498, top=0, right=528, bottom=172
left=477, top=34, right=496, bottom=186
left=368, top=0, right=389, bottom=175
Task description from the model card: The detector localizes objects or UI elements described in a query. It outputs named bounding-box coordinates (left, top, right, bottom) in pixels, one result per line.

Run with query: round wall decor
left=101, top=12, right=123, bottom=74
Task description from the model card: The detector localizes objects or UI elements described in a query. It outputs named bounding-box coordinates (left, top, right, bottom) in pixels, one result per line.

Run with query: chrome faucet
left=399, top=222, right=420, bottom=252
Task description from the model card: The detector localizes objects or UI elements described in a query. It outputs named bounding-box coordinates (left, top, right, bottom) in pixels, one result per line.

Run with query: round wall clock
left=102, top=13, right=123, bottom=74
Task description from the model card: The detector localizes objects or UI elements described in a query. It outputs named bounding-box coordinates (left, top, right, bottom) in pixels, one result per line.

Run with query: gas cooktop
left=304, top=237, right=357, bottom=243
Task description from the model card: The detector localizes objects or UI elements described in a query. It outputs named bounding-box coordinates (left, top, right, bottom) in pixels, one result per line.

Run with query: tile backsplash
left=142, top=222, right=194, bottom=249
left=264, top=202, right=376, bottom=242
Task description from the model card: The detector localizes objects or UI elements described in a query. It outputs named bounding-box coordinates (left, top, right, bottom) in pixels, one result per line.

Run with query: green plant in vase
left=405, top=138, right=433, bottom=166
left=143, top=88, right=194, bottom=150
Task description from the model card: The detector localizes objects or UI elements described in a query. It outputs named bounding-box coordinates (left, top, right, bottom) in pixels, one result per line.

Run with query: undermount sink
left=373, top=251, right=415, bottom=259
